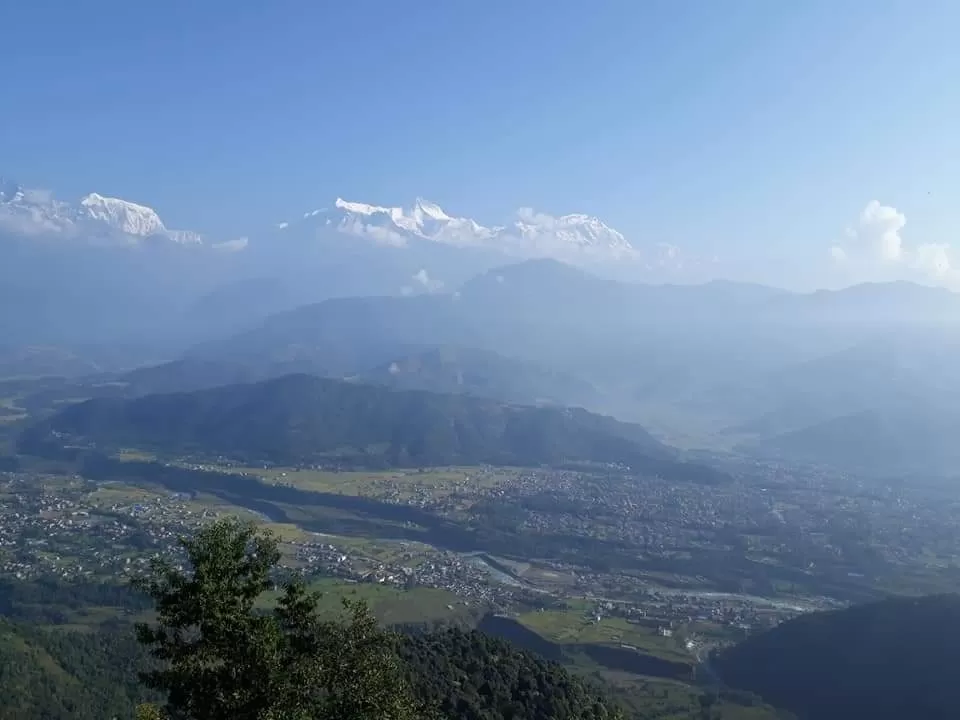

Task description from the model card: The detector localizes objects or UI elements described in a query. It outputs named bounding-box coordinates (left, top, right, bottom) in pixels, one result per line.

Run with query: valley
left=4, top=414, right=960, bottom=717
left=4, top=186, right=960, bottom=720
left=5, top=11, right=960, bottom=717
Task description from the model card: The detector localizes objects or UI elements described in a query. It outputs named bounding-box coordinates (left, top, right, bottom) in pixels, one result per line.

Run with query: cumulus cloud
left=0, top=204, right=72, bottom=237
left=412, top=268, right=443, bottom=292
left=829, top=245, right=847, bottom=262
left=400, top=268, right=443, bottom=296
left=339, top=218, right=407, bottom=247
left=913, top=243, right=952, bottom=278
left=516, top=206, right=558, bottom=229
left=854, top=200, right=905, bottom=262
left=830, top=201, right=958, bottom=288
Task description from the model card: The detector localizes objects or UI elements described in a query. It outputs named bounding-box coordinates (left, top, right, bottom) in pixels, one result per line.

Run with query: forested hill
left=713, top=593, right=960, bottom=720
left=0, top=618, right=622, bottom=720
left=22, top=373, right=726, bottom=481
left=401, top=627, right=620, bottom=720
left=0, top=619, right=153, bottom=719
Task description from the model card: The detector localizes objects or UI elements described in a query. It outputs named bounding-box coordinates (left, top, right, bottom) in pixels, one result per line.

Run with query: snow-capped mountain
left=80, top=192, right=167, bottom=237
left=0, top=179, right=202, bottom=245
left=284, top=197, right=637, bottom=265
left=1, top=174, right=698, bottom=290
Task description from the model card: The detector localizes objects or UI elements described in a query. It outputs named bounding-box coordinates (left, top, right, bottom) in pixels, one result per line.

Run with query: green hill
left=22, top=373, right=727, bottom=481
left=0, top=620, right=153, bottom=719
left=713, top=593, right=960, bottom=720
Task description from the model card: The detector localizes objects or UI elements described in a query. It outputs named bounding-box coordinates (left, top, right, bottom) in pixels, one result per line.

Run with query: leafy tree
left=134, top=518, right=418, bottom=720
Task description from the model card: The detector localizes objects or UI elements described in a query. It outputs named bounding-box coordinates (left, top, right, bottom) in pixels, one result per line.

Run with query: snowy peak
left=292, top=197, right=635, bottom=264
left=333, top=198, right=391, bottom=216
left=80, top=192, right=166, bottom=237
left=413, top=197, right=449, bottom=221
left=514, top=208, right=631, bottom=254
left=323, top=197, right=493, bottom=248
left=0, top=180, right=204, bottom=245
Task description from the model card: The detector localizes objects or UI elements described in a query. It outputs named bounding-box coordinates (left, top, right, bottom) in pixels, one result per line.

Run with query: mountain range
left=0, top=176, right=690, bottom=350
left=294, top=197, right=637, bottom=261
left=22, top=373, right=730, bottom=483
left=7, top=175, right=960, bottom=477
left=0, top=180, right=210, bottom=246
left=1, top=177, right=649, bottom=261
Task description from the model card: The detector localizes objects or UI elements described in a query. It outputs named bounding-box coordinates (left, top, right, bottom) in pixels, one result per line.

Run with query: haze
left=6, top=4, right=960, bottom=720
left=2, top=1, right=960, bottom=477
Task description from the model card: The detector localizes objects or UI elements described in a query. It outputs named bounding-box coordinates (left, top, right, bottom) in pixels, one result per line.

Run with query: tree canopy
left=134, top=518, right=419, bottom=720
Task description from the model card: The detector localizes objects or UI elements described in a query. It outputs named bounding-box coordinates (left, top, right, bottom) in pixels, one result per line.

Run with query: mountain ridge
left=0, top=179, right=208, bottom=246
left=280, top=196, right=639, bottom=266
left=20, top=373, right=729, bottom=483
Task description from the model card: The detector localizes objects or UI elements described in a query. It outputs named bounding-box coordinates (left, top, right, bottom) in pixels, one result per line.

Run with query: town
left=4, top=454, right=957, bottom=641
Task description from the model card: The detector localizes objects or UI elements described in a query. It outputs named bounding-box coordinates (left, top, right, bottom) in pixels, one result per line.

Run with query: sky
left=1, top=0, right=958, bottom=290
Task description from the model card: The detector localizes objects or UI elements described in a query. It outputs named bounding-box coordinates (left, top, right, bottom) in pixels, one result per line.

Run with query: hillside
left=0, top=619, right=622, bottom=720
left=751, top=402, right=960, bottom=475
left=714, top=594, right=960, bottom=720
left=0, top=620, right=152, bottom=719
left=120, top=346, right=598, bottom=410
left=356, top=346, right=599, bottom=407
left=401, top=627, right=620, bottom=720
left=22, top=374, right=726, bottom=481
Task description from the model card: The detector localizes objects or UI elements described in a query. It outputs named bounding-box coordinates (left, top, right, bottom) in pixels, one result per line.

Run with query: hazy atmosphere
left=2, top=3, right=960, bottom=720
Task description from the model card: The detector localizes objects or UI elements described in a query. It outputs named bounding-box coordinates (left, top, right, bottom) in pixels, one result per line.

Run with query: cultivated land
left=5, top=377, right=959, bottom=719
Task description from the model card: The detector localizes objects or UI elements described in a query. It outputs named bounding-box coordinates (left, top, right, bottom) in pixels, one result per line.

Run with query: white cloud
left=339, top=217, right=407, bottom=247
left=412, top=268, right=443, bottom=292
left=913, top=243, right=953, bottom=278
left=854, top=200, right=905, bottom=262
left=829, top=246, right=847, bottom=262
left=413, top=268, right=430, bottom=286
left=212, top=237, right=249, bottom=252
left=830, top=201, right=958, bottom=288
left=0, top=204, right=72, bottom=237
left=516, top=207, right=558, bottom=229
left=400, top=268, right=443, bottom=296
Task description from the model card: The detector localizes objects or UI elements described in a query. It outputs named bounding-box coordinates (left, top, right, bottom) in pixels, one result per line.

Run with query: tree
left=134, top=518, right=419, bottom=720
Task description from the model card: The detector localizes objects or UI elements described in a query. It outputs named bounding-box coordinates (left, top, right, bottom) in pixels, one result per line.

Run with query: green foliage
left=400, top=627, right=624, bottom=720
left=134, top=517, right=418, bottom=720
left=22, top=373, right=730, bottom=481
left=714, top=593, right=960, bottom=720
left=0, top=619, right=154, bottom=718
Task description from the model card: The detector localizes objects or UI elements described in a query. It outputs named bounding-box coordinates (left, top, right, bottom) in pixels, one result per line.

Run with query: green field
left=249, top=577, right=475, bottom=628
left=596, top=672, right=779, bottom=720
left=300, top=577, right=475, bottom=626
left=518, top=609, right=692, bottom=664
left=222, top=465, right=512, bottom=501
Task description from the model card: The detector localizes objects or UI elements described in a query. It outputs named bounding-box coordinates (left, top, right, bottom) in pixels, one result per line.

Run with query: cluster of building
left=0, top=471, right=514, bottom=606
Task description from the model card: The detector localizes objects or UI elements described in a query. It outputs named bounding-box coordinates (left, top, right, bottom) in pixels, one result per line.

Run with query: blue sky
left=2, top=0, right=957, bottom=288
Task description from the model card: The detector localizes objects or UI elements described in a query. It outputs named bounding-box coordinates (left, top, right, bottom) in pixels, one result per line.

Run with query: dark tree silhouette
left=134, top=518, right=418, bottom=720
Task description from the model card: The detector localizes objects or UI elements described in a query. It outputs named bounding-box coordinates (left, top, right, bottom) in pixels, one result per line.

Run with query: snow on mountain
left=286, top=197, right=638, bottom=264
left=0, top=180, right=203, bottom=245
left=513, top=207, right=632, bottom=257
left=1, top=177, right=692, bottom=274
left=79, top=192, right=166, bottom=237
